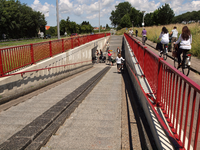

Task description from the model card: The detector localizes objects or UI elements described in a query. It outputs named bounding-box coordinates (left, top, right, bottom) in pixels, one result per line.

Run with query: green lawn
left=0, top=37, right=68, bottom=48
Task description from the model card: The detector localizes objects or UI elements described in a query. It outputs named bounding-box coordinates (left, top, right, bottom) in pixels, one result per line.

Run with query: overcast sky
left=19, top=0, right=200, bottom=27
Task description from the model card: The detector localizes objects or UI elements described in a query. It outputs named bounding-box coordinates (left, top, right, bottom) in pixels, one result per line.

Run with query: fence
left=124, top=33, right=200, bottom=150
left=0, top=33, right=110, bottom=76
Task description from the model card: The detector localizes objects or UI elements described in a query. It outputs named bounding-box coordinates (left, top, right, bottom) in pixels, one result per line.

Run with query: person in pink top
left=107, top=51, right=112, bottom=65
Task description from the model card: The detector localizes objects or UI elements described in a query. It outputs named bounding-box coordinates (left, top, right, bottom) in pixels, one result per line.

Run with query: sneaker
left=159, top=51, right=162, bottom=57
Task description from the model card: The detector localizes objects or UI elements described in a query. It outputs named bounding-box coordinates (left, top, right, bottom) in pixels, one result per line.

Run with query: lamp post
left=56, top=0, right=60, bottom=39
left=142, top=11, right=145, bottom=27
left=99, top=0, right=100, bottom=33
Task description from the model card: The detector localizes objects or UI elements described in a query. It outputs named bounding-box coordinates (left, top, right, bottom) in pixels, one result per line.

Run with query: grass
left=117, top=23, right=200, bottom=58
left=0, top=37, right=68, bottom=48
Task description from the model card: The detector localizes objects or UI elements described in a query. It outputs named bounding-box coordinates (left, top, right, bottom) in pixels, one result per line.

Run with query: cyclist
left=170, top=26, right=178, bottom=52
left=157, top=27, right=169, bottom=56
left=174, top=26, right=192, bottom=68
left=116, top=53, right=125, bottom=72
left=141, top=28, right=147, bottom=45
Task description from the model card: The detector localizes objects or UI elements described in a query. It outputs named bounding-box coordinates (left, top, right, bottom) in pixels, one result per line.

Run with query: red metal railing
left=0, top=33, right=110, bottom=76
left=1, top=60, right=92, bottom=78
left=124, top=33, right=200, bottom=150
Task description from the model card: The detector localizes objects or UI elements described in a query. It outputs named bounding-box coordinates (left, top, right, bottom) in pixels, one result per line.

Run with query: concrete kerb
left=133, top=35, right=200, bottom=75
left=0, top=36, right=110, bottom=104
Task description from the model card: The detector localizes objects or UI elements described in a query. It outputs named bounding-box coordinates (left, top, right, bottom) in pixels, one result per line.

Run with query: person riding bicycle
left=174, top=26, right=192, bottom=69
left=170, top=26, right=178, bottom=52
left=141, top=28, right=147, bottom=45
left=115, top=53, right=125, bottom=72
left=157, top=27, right=169, bottom=57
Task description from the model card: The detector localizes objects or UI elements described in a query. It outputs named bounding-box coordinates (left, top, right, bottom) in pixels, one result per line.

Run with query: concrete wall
left=123, top=36, right=174, bottom=149
left=0, top=36, right=110, bottom=104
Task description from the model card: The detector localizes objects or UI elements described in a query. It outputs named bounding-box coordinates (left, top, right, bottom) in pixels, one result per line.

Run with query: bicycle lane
left=132, top=35, right=200, bottom=86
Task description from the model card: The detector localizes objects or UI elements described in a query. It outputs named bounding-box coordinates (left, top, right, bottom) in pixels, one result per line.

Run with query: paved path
left=41, top=65, right=122, bottom=150
left=0, top=66, right=106, bottom=145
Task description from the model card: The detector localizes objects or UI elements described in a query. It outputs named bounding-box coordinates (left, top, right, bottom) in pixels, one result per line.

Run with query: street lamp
left=99, top=0, right=100, bottom=33
left=56, top=0, right=60, bottom=39
left=142, top=11, right=145, bottom=27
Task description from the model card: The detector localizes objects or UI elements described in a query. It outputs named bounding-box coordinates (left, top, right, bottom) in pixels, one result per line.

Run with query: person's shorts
left=117, top=64, right=122, bottom=69
left=108, top=56, right=111, bottom=62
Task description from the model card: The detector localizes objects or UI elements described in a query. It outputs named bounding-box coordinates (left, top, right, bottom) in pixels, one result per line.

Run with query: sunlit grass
left=117, top=23, right=200, bottom=58
left=0, top=37, right=68, bottom=48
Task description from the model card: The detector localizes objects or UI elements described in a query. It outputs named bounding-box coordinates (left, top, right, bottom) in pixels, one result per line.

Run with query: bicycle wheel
left=182, top=59, right=190, bottom=76
left=163, top=52, right=167, bottom=60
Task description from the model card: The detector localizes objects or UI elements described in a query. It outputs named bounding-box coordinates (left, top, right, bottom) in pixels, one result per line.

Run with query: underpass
left=0, top=34, right=199, bottom=150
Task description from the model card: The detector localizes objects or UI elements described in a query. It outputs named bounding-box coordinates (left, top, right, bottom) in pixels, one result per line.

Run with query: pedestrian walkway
left=133, top=35, right=200, bottom=74
left=0, top=65, right=110, bottom=149
left=41, top=65, right=122, bottom=150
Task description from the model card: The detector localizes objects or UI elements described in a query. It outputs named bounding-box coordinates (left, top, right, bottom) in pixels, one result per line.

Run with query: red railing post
left=62, top=39, right=64, bottom=52
left=49, top=41, right=52, bottom=57
left=71, top=37, right=73, bottom=49
left=143, top=49, right=146, bottom=75
left=156, top=58, right=163, bottom=106
left=78, top=36, right=80, bottom=46
left=30, top=44, right=35, bottom=64
left=0, top=49, right=4, bottom=76
left=194, top=100, right=200, bottom=150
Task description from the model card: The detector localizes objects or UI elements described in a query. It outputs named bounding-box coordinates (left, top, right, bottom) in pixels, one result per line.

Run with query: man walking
left=135, top=29, right=138, bottom=37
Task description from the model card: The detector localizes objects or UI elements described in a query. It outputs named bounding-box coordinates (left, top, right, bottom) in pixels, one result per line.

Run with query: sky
left=19, top=0, right=200, bottom=27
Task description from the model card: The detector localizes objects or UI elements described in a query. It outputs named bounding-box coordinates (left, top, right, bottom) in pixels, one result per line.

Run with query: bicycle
left=159, top=44, right=168, bottom=60
left=142, top=36, right=146, bottom=45
left=174, top=51, right=191, bottom=76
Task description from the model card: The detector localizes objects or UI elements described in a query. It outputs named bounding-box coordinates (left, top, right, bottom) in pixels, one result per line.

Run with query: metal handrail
left=0, top=33, right=110, bottom=76
left=124, top=32, right=200, bottom=150
left=0, top=60, right=92, bottom=78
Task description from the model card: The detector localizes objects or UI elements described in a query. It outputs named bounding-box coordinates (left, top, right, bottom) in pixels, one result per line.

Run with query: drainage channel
left=0, top=66, right=111, bottom=150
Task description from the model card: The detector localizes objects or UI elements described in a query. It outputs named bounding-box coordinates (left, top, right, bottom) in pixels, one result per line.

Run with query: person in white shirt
left=116, top=53, right=125, bottom=72
left=170, top=26, right=178, bottom=51
left=174, top=26, right=192, bottom=68
left=157, top=27, right=169, bottom=56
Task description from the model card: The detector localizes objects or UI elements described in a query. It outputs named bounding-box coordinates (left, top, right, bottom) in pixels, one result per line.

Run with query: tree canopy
left=0, top=0, right=46, bottom=39
left=110, top=2, right=132, bottom=27
left=172, top=10, right=200, bottom=23
left=110, top=2, right=175, bottom=29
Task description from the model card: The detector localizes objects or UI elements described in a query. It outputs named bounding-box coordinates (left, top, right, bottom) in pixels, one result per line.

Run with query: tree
left=120, top=14, right=132, bottom=28
left=60, top=19, right=66, bottom=35
left=172, top=10, right=200, bottom=23
left=106, top=24, right=110, bottom=29
left=129, top=7, right=141, bottom=27
left=144, top=13, right=154, bottom=26
left=0, top=0, right=46, bottom=39
left=157, top=3, right=174, bottom=25
left=46, top=26, right=56, bottom=36
left=110, top=2, right=132, bottom=27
